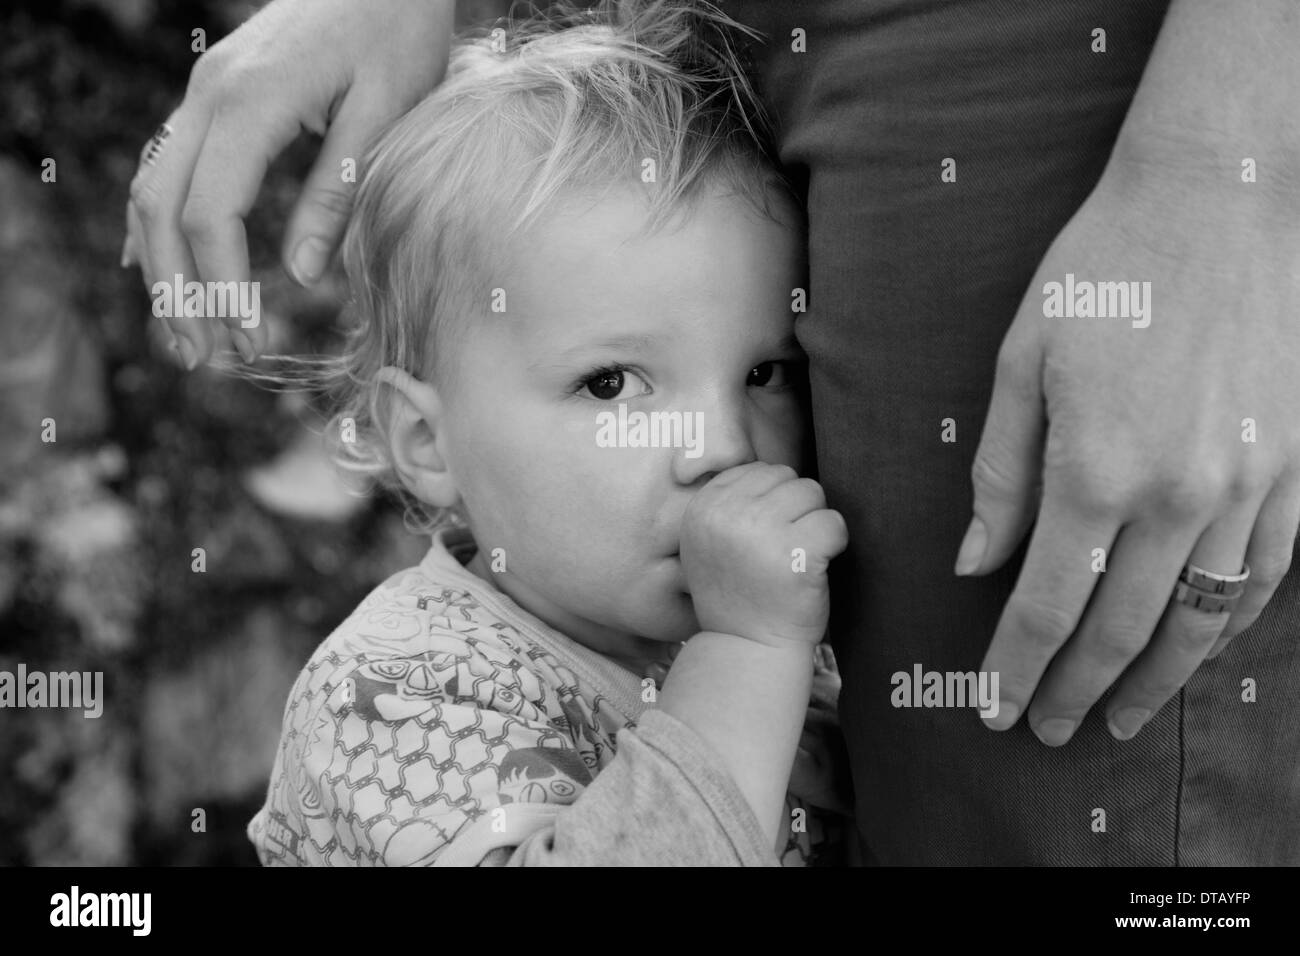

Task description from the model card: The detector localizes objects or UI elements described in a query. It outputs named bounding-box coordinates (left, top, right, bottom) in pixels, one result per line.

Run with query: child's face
left=438, top=185, right=807, bottom=664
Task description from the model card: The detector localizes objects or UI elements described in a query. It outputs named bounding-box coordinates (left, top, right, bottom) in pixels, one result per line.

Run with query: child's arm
left=250, top=462, right=845, bottom=867
left=252, top=631, right=786, bottom=866
left=657, top=636, right=814, bottom=847
left=659, top=462, right=849, bottom=845
left=789, top=645, right=854, bottom=816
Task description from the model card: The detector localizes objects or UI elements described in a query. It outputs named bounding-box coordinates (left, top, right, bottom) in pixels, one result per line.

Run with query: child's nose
left=671, top=398, right=756, bottom=487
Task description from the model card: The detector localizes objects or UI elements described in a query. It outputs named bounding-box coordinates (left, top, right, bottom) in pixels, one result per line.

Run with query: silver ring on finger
left=1171, top=563, right=1250, bottom=614
left=1180, top=561, right=1250, bottom=596
left=140, top=122, right=174, bottom=168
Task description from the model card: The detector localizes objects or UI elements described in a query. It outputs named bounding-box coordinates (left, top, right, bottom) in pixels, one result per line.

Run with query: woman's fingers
left=1023, top=519, right=1199, bottom=746
left=978, top=481, right=1121, bottom=732
left=280, top=86, right=419, bottom=290
left=1101, top=503, right=1258, bottom=740
left=1211, top=475, right=1300, bottom=655
left=182, top=101, right=306, bottom=361
left=128, top=103, right=214, bottom=367
left=122, top=0, right=458, bottom=367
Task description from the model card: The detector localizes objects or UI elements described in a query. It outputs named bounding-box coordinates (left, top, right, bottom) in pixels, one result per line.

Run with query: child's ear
left=375, top=366, right=460, bottom=509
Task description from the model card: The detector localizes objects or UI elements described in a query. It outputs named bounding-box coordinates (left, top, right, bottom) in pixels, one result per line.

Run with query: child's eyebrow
left=765, top=333, right=803, bottom=357
left=528, top=332, right=803, bottom=371
left=534, top=334, right=660, bottom=367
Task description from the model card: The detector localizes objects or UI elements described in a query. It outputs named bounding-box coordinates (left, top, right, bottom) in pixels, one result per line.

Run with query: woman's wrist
left=1105, top=0, right=1300, bottom=223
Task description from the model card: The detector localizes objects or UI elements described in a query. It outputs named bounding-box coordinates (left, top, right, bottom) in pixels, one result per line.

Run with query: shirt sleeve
left=250, top=635, right=777, bottom=867
left=478, top=709, right=778, bottom=867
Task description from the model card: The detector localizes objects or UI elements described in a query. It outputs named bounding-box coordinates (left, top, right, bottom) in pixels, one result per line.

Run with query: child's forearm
left=656, top=632, right=814, bottom=847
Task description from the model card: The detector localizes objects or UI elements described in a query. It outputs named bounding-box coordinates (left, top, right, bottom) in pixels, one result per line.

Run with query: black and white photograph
left=1, top=0, right=1296, bottom=927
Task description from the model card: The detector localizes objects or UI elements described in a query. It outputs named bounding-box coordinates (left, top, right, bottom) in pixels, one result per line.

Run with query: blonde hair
left=269, top=0, right=796, bottom=532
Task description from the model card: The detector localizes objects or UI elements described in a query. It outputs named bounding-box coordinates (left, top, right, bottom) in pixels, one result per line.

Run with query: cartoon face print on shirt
left=341, top=646, right=550, bottom=724
left=345, top=653, right=461, bottom=722
left=496, top=747, right=594, bottom=805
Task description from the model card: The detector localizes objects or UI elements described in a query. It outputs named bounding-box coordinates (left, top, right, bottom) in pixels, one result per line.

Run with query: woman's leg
left=737, top=0, right=1300, bottom=864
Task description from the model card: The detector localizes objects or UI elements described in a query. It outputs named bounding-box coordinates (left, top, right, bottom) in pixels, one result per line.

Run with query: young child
left=247, top=0, right=849, bottom=867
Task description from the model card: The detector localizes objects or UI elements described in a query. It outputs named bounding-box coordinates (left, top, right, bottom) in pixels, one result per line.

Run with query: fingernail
left=291, top=237, right=331, bottom=284
left=232, top=330, right=258, bottom=364
left=1108, top=708, right=1150, bottom=741
left=954, top=517, right=987, bottom=575
left=984, top=700, right=1019, bottom=730
left=120, top=236, right=134, bottom=268
left=1035, top=718, right=1076, bottom=747
left=175, top=337, right=199, bottom=371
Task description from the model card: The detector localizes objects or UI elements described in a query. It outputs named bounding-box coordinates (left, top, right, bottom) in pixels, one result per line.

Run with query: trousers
left=730, top=0, right=1300, bottom=864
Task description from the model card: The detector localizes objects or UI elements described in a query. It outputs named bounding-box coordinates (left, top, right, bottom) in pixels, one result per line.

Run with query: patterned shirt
left=248, top=527, right=836, bottom=866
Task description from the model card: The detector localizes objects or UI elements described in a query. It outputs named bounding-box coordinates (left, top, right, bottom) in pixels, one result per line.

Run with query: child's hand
left=681, top=463, right=848, bottom=649
left=791, top=645, right=854, bottom=814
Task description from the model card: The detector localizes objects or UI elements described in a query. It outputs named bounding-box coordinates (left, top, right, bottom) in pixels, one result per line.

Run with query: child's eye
left=748, top=361, right=800, bottom=389
left=577, top=366, right=651, bottom=401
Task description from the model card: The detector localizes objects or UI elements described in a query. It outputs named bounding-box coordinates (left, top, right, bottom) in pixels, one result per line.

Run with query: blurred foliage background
left=0, top=0, right=513, bottom=865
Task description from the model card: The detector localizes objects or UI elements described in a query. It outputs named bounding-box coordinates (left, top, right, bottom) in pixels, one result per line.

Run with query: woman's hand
left=963, top=132, right=1300, bottom=747
left=124, top=0, right=455, bottom=366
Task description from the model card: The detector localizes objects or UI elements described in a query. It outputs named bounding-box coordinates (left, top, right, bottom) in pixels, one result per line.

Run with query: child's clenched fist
left=681, top=462, right=848, bottom=650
